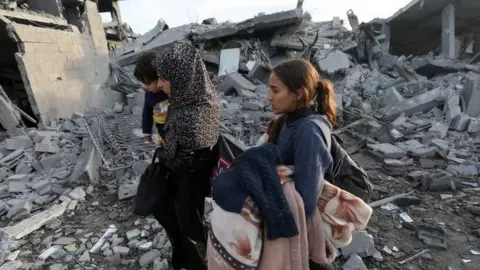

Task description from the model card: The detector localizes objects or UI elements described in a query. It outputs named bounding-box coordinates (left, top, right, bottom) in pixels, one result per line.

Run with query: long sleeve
left=142, top=93, right=154, bottom=134
left=293, top=121, right=332, bottom=217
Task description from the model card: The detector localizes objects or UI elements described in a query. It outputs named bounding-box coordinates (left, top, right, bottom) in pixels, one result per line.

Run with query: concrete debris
left=0, top=1, right=479, bottom=269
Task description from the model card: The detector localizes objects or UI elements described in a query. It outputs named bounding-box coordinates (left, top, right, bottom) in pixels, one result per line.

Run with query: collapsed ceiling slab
left=386, top=0, right=480, bottom=55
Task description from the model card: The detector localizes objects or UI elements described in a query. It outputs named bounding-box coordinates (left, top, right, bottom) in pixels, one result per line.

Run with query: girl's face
left=156, top=75, right=171, bottom=97
left=267, top=72, right=298, bottom=114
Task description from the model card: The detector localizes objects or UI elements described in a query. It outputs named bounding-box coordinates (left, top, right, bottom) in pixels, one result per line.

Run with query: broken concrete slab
left=218, top=48, right=240, bottom=76
left=2, top=202, right=68, bottom=239
left=379, top=87, right=446, bottom=121
left=35, top=136, right=60, bottom=154
left=382, top=87, right=405, bottom=107
left=315, top=49, right=350, bottom=74
left=5, top=135, right=33, bottom=150
left=367, top=143, right=407, bottom=159
left=341, top=231, right=376, bottom=258
left=197, top=8, right=303, bottom=41
left=463, top=73, right=480, bottom=117
left=248, top=61, right=271, bottom=84
left=218, top=73, right=257, bottom=96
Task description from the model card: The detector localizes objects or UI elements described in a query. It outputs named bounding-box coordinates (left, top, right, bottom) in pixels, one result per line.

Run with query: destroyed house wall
left=2, top=0, right=121, bottom=124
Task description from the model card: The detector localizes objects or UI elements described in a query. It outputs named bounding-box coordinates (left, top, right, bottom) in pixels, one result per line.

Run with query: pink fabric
left=207, top=165, right=372, bottom=269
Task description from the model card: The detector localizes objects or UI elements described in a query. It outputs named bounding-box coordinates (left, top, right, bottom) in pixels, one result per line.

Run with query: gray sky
left=102, top=0, right=412, bottom=34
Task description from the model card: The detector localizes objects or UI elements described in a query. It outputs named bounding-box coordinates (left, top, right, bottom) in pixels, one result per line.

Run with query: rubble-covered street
left=1, top=0, right=480, bottom=269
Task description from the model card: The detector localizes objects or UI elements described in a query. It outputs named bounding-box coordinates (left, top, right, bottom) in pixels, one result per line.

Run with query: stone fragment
left=139, top=249, right=161, bottom=267
left=53, top=237, right=76, bottom=245
left=68, top=187, right=86, bottom=201
left=218, top=73, right=256, bottom=96
left=5, top=135, right=33, bottom=150
left=382, top=87, right=404, bottom=107
left=342, top=253, right=367, bottom=270
left=6, top=200, right=32, bottom=221
left=126, top=229, right=141, bottom=240
left=367, top=143, right=406, bottom=159
left=341, top=231, right=376, bottom=258
left=428, top=122, right=448, bottom=138
left=0, top=260, right=22, bottom=270
left=78, top=250, right=90, bottom=262
left=315, top=49, right=350, bottom=74
left=35, top=136, right=60, bottom=153
left=112, top=246, right=130, bottom=256
left=248, top=61, right=271, bottom=83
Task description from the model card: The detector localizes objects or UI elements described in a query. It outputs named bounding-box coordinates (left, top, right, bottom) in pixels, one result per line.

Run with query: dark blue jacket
left=142, top=91, right=168, bottom=134
left=275, top=114, right=333, bottom=217
left=212, top=143, right=299, bottom=240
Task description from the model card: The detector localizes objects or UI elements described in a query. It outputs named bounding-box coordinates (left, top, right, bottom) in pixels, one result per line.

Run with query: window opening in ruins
left=0, top=19, right=37, bottom=131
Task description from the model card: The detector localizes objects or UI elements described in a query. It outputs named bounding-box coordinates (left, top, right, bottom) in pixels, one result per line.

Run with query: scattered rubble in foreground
left=1, top=0, right=480, bottom=269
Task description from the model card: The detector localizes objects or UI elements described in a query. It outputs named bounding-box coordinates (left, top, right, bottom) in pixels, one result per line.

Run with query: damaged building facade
left=0, top=0, right=122, bottom=136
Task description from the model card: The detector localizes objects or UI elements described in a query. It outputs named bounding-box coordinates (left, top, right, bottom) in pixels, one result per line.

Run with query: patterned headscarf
left=154, top=43, right=221, bottom=160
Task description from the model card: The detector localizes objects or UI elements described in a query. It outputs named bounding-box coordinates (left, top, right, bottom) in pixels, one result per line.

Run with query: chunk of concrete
left=218, top=73, right=256, bottom=96
left=8, top=182, right=27, bottom=194
left=5, top=135, right=33, bottom=150
left=382, top=87, right=404, bottom=107
left=428, top=122, right=448, bottom=138
left=444, top=94, right=461, bottom=123
left=40, top=154, right=65, bottom=170
left=467, top=117, right=480, bottom=133
left=5, top=174, right=29, bottom=183
left=35, top=136, right=60, bottom=153
left=139, top=249, right=161, bottom=267
left=343, top=253, right=367, bottom=270
left=248, top=61, right=271, bottom=83
left=315, top=49, right=350, bottom=74
left=118, top=182, right=138, bottom=200
left=463, top=72, right=480, bottom=117
left=450, top=113, right=470, bottom=131
left=6, top=200, right=32, bottom=221
left=379, top=87, right=445, bottom=121
left=218, top=48, right=240, bottom=76
left=367, top=143, right=406, bottom=159
left=0, top=260, right=22, bottom=270
left=2, top=202, right=68, bottom=239
left=341, top=231, right=376, bottom=258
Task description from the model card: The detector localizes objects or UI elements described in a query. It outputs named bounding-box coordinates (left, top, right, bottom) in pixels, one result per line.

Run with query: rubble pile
left=0, top=0, right=480, bottom=269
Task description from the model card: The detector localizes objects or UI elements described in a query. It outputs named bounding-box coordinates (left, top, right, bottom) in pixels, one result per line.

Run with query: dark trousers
left=152, top=149, right=213, bottom=270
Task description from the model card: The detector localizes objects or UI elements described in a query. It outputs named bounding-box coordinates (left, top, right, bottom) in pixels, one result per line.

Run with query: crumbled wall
left=10, top=0, right=121, bottom=124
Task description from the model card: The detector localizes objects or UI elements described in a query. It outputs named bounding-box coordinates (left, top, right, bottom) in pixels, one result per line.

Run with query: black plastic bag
left=134, top=148, right=169, bottom=216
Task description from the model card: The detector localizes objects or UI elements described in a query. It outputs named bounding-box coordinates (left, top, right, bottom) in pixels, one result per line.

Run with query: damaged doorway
left=0, top=18, right=37, bottom=132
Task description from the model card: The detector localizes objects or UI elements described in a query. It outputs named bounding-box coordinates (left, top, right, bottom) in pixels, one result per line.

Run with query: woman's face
left=156, top=76, right=171, bottom=97
left=267, top=72, right=297, bottom=114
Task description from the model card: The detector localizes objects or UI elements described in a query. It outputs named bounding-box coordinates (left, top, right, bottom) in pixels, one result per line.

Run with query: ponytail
left=315, top=79, right=336, bottom=125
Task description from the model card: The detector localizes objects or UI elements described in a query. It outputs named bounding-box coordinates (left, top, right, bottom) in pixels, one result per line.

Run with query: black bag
left=325, top=134, right=373, bottom=202
left=134, top=148, right=169, bottom=216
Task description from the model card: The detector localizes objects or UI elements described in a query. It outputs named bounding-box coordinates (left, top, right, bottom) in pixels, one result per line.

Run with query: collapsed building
left=0, top=0, right=480, bottom=269
left=0, top=0, right=123, bottom=137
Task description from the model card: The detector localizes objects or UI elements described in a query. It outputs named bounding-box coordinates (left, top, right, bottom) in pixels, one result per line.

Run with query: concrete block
left=118, top=183, right=138, bottom=200
left=467, top=118, right=480, bottom=133
left=6, top=200, right=32, bottom=221
left=139, top=249, right=161, bottom=267
left=248, top=61, right=271, bottom=83
left=5, top=174, right=29, bottom=183
left=40, top=154, right=65, bottom=170
left=8, top=182, right=27, bottom=193
left=242, top=100, right=264, bottom=111
left=35, top=136, right=60, bottom=153
left=343, top=253, right=367, bottom=270
left=450, top=113, right=470, bottom=131
left=441, top=3, right=456, bottom=59
left=32, top=131, right=60, bottom=143
left=341, top=231, right=376, bottom=258
left=382, top=87, right=404, bottom=107
left=218, top=48, right=240, bottom=76
left=315, top=49, right=350, bottom=74
left=444, top=95, right=461, bottom=122
left=366, top=143, right=406, bottom=159
left=2, top=202, right=67, bottom=239
left=380, top=87, right=445, bottom=121
left=428, top=122, right=448, bottom=138
left=5, top=135, right=33, bottom=150
left=0, top=169, right=8, bottom=182
left=0, top=260, right=23, bottom=270
left=31, top=180, right=52, bottom=195
left=463, top=73, right=480, bottom=117
left=218, top=73, right=256, bottom=96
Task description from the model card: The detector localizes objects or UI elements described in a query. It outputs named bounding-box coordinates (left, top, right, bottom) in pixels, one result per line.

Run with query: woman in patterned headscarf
left=152, top=43, right=221, bottom=270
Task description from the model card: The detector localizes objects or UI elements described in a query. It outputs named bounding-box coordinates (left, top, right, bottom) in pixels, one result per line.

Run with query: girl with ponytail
left=264, top=59, right=337, bottom=269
